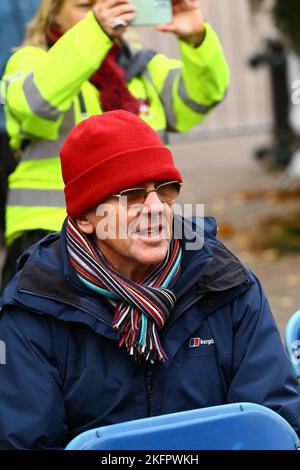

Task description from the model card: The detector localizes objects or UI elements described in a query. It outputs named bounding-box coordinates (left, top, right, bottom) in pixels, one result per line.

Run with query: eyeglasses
left=113, top=181, right=182, bottom=206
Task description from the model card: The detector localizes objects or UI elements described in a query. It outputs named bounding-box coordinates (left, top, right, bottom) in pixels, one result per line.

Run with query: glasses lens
left=156, top=182, right=181, bottom=202
left=120, top=188, right=146, bottom=205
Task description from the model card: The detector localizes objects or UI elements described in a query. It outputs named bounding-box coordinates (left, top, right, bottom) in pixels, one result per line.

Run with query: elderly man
left=0, top=111, right=300, bottom=450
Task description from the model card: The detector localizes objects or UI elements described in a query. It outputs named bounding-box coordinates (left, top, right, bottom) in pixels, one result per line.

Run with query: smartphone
left=130, top=0, right=172, bottom=26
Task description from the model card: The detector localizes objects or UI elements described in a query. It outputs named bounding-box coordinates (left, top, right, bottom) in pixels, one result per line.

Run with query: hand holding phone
left=156, top=0, right=205, bottom=46
left=93, top=0, right=136, bottom=37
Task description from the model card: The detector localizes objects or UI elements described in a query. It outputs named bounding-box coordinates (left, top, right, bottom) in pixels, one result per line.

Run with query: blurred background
left=138, top=0, right=300, bottom=333
left=1, top=0, right=300, bottom=334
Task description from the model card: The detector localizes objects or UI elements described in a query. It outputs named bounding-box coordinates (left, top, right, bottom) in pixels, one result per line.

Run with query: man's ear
left=75, top=215, right=94, bottom=235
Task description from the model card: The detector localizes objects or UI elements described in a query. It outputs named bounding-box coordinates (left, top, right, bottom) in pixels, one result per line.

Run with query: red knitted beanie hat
left=60, top=110, right=182, bottom=218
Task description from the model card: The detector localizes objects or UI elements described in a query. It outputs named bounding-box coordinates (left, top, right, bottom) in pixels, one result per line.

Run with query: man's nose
left=142, top=190, right=165, bottom=213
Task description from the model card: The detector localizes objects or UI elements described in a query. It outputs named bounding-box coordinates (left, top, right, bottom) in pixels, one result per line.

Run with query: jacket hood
left=1, top=217, right=249, bottom=333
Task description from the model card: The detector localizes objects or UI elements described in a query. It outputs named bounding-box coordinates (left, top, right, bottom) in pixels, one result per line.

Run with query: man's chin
left=133, top=240, right=170, bottom=266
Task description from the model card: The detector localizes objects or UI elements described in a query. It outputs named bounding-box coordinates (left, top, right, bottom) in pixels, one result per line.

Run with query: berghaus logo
left=189, top=337, right=215, bottom=348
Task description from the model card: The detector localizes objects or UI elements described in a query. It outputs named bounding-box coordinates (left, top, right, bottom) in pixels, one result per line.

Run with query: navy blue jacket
left=0, top=217, right=300, bottom=450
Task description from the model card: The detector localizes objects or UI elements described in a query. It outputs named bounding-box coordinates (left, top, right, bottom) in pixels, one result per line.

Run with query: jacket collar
left=118, top=41, right=156, bottom=82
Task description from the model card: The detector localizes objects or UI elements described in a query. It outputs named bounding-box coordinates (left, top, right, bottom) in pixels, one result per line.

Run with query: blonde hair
left=23, top=0, right=66, bottom=49
left=23, top=0, right=140, bottom=49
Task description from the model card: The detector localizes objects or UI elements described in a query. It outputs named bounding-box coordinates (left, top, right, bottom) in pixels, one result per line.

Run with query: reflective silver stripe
left=7, top=188, right=65, bottom=207
left=22, top=139, right=64, bottom=161
left=178, top=76, right=218, bottom=114
left=3, top=72, right=24, bottom=103
left=23, top=72, right=61, bottom=121
left=0, top=81, right=5, bottom=105
left=5, top=72, right=24, bottom=89
left=22, top=105, right=75, bottom=161
left=160, top=68, right=181, bottom=132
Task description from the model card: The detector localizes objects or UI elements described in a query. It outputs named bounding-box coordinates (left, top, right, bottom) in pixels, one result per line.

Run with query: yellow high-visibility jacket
left=2, top=11, right=229, bottom=245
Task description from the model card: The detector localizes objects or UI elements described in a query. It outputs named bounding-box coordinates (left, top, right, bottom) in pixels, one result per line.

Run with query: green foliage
left=249, top=0, right=300, bottom=55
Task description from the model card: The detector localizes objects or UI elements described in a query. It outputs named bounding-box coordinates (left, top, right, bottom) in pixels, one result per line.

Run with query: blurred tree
left=250, top=0, right=300, bottom=55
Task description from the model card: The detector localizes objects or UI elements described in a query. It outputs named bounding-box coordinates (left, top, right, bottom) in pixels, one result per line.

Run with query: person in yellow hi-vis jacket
left=1, top=0, right=229, bottom=286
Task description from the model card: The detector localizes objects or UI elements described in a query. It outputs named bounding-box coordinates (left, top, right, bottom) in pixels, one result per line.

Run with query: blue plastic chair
left=285, top=310, right=300, bottom=379
left=65, top=402, right=299, bottom=450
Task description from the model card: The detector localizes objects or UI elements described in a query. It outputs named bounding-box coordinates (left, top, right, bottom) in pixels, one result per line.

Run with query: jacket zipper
left=146, top=370, right=153, bottom=416
left=78, top=91, right=88, bottom=117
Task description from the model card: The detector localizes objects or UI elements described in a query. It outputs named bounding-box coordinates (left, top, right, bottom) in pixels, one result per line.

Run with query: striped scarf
left=66, top=218, right=182, bottom=364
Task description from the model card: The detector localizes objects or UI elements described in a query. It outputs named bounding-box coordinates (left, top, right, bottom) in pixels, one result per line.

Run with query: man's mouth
left=137, top=225, right=163, bottom=236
